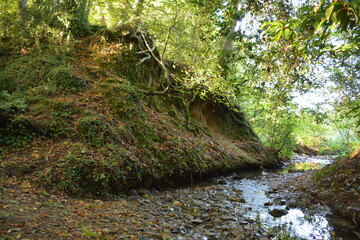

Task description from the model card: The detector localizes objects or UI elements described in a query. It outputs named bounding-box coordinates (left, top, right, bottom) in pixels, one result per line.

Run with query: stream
left=127, top=154, right=358, bottom=239
left=3, top=154, right=357, bottom=239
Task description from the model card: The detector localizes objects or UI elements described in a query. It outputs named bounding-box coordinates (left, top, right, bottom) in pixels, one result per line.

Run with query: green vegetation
left=0, top=0, right=359, bottom=196
left=285, top=162, right=323, bottom=173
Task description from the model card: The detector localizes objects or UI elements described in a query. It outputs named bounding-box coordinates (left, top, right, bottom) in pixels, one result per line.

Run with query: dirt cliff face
left=0, top=25, right=281, bottom=196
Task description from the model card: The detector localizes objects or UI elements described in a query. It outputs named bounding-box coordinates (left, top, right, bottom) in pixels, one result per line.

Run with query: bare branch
left=138, top=29, right=170, bottom=85
left=162, top=8, right=179, bottom=60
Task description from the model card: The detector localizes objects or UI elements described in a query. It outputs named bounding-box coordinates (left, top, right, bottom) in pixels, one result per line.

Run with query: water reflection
left=292, top=154, right=336, bottom=166
left=233, top=156, right=338, bottom=239
left=277, top=209, right=332, bottom=239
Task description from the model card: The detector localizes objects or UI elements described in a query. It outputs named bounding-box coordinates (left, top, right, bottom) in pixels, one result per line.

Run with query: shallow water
left=180, top=155, right=357, bottom=239
left=232, top=169, right=335, bottom=239
left=131, top=155, right=357, bottom=239
left=291, top=154, right=336, bottom=166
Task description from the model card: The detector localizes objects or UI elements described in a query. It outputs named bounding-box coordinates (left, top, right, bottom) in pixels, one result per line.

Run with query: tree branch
left=162, top=8, right=180, bottom=60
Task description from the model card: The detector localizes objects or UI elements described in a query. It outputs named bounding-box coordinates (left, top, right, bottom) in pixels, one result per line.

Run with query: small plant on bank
left=0, top=117, right=37, bottom=147
left=77, top=117, right=110, bottom=147
left=36, top=144, right=135, bottom=196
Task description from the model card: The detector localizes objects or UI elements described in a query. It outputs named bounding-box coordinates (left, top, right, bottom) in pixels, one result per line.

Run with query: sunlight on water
left=233, top=156, right=337, bottom=239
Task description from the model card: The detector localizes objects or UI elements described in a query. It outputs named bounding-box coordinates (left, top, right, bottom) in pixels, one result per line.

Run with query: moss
left=36, top=144, right=134, bottom=196
left=77, top=117, right=111, bottom=147
left=30, top=100, right=79, bottom=139
left=0, top=47, right=81, bottom=94
left=101, top=80, right=144, bottom=119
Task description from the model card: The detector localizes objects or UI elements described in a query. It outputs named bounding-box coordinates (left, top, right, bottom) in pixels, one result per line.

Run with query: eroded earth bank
left=1, top=154, right=360, bottom=239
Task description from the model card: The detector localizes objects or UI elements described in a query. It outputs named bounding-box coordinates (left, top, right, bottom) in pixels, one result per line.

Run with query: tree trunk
left=85, top=0, right=92, bottom=23
left=221, top=22, right=236, bottom=70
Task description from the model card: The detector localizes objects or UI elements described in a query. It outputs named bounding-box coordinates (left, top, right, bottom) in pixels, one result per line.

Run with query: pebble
left=191, top=218, right=203, bottom=224
left=220, top=216, right=236, bottom=221
left=117, top=235, right=132, bottom=239
left=138, top=189, right=151, bottom=195
left=269, top=208, right=289, bottom=217
left=3, top=157, right=338, bottom=240
left=127, top=189, right=138, bottom=196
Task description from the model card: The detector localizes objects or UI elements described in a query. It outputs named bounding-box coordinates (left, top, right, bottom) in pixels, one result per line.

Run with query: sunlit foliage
left=0, top=0, right=358, bottom=156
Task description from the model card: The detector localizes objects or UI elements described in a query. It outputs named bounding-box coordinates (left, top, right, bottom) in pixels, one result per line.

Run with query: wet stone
left=269, top=208, right=288, bottom=217
left=191, top=218, right=203, bottom=224
left=117, top=235, right=132, bottom=239
left=128, top=196, right=140, bottom=201
left=127, top=189, right=138, bottom=196
left=287, top=201, right=298, bottom=208
left=220, top=216, right=236, bottom=221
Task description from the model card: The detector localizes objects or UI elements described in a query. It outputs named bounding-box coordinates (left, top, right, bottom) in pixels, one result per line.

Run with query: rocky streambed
left=1, top=155, right=358, bottom=239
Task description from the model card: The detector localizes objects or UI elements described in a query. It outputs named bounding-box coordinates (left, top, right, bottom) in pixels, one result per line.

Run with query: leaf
left=314, top=0, right=325, bottom=13
left=325, top=5, right=335, bottom=21
left=335, top=8, right=350, bottom=31
left=273, top=30, right=283, bottom=41
left=260, top=22, right=271, bottom=30
left=315, top=19, right=327, bottom=32
left=284, top=28, right=293, bottom=39
left=81, top=226, right=99, bottom=238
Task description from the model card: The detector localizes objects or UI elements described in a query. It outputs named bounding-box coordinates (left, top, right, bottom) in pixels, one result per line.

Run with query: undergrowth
left=37, top=144, right=130, bottom=196
left=0, top=46, right=84, bottom=95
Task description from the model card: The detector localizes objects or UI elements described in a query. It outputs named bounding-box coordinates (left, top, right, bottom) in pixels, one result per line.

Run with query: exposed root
left=131, top=28, right=171, bottom=96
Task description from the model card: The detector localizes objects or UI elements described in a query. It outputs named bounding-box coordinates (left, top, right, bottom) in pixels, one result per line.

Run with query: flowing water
left=146, top=155, right=358, bottom=239
left=228, top=156, right=338, bottom=239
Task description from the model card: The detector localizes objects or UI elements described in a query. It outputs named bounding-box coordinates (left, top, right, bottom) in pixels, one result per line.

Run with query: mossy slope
left=0, top=25, right=281, bottom=196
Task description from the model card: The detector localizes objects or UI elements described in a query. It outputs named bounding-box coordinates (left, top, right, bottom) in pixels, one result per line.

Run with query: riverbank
left=289, top=151, right=360, bottom=234
left=1, top=155, right=357, bottom=239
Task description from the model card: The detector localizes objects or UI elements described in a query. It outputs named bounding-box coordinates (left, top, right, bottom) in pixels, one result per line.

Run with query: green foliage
left=262, top=0, right=360, bottom=57
left=39, top=101, right=76, bottom=139
left=77, top=117, right=110, bottom=147
left=81, top=226, right=99, bottom=238
left=46, top=64, right=86, bottom=92
left=37, top=144, right=129, bottom=195
left=238, top=86, right=297, bottom=158
left=0, top=0, right=92, bottom=50
left=0, top=47, right=82, bottom=94
left=0, top=91, right=28, bottom=113
left=285, top=162, right=323, bottom=172
left=0, top=116, right=37, bottom=147
left=101, top=80, right=144, bottom=119
left=0, top=133, right=36, bottom=148
left=293, top=106, right=360, bottom=156
left=0, top=0, right=357, bottom=177
left=348, top=100, right=360, bottom=127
